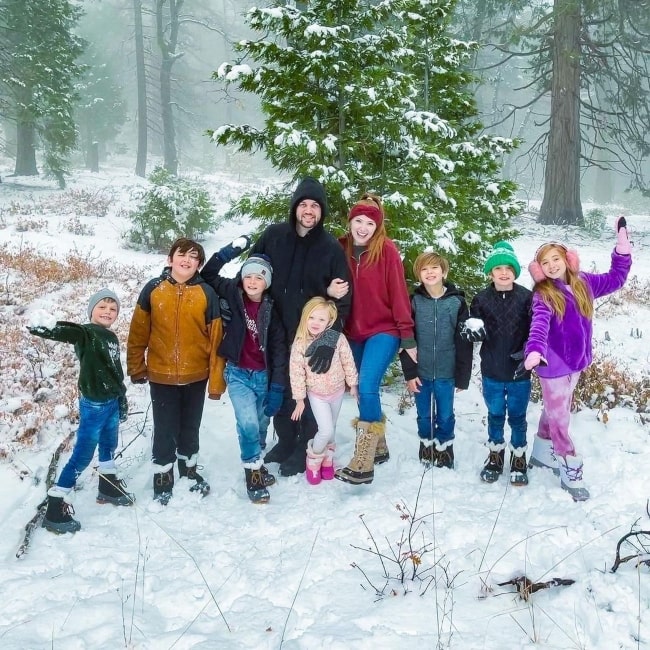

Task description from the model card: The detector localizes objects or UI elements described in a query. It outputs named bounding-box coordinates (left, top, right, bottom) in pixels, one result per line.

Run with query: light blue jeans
left=57, top=396, right=119, bottom=489
left=349, top=333, right=400, bottom=422
left=225, top=363, right=270, bottom=463
left=482, top=376, right=531, bottom=448
left=414, top=378, right=456, bottom=444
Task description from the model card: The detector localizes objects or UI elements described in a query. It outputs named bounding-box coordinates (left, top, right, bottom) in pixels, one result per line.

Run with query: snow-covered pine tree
left=208, top=0, right=521, bottom=293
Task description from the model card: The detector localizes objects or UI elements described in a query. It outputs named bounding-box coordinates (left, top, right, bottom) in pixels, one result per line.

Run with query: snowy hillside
left=0, top=167, right=649, bottom=649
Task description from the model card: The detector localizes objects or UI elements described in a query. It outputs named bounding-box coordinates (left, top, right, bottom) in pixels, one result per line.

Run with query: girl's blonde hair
left=534, top=244, right=593, bottom=319
left=343, top=192, right=387, bottom=266
left=294, top=297, right=338, bottom=342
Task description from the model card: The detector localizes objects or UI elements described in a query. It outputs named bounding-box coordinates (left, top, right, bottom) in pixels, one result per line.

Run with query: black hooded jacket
left=249, top=177, right=351, bottom=341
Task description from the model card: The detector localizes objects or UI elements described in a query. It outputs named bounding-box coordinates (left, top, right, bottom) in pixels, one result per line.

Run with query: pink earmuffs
left=528, top=242, right=580, bottom=283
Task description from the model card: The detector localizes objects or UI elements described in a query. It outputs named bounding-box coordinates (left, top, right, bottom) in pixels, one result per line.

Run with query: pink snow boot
left=320, top=443, right=336, bottom=480
left=306, top=440, right=325, bottom=485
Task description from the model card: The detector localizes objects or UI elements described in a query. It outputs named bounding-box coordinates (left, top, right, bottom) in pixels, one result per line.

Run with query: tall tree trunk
left=156, top=0, right=182, bottom=176
left=134, top=0, right=148, bottom=178
left=14, top=85, right=38, bottom=176
left=539, top=0, right=583, bottom=226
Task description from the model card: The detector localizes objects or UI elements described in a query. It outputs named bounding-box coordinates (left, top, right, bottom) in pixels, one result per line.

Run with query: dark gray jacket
left=411, top=283, right=473, bottom=389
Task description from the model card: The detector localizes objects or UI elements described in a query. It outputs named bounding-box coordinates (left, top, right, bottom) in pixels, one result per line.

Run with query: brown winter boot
left=374, top=416, right=390, bottom=465
left=335, top=420, right=383, bottom=485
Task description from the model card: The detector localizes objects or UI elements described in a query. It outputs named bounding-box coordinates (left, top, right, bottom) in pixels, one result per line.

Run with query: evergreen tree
left=209, top=0, right=521, bottom=293
left=0, top=0, right=85, bottom=187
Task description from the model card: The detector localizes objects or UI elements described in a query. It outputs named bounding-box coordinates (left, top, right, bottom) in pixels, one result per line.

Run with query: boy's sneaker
left=42, top=488, right=81, bottom=534
left=480, top=442, right=506, bottom=483
left=178, top=457, right=210, bottom=496
left=509, top=445, right=529, bottom=486
left=97, top=472, right=135, bottom=506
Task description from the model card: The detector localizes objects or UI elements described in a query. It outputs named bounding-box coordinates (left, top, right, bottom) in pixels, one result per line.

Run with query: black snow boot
left=244, top=463, right=270, bottom=504
left=264, top=414, right=297, bottom=464
left=419, top=439, right=434, bottom=466
left=260, top=464, right=276, bottom=487
left=480, top=443, right=506, bottom=483
left=42, top=489, right=81, bottom=534
left=97, top=472, right=135, bottom=506
left=178, top=457, right=210, bottom=496
left=153, top=466, right=174, bottom=505
left=432, top=439, right=454, bottom=469
left=509, top=446, right=529, bottom=486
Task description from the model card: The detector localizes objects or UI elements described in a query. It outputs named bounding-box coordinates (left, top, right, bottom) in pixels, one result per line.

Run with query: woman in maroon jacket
left=331, top=193, right=415, bottom=485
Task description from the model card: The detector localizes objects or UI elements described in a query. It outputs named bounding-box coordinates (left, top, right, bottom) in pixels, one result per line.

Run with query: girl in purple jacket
left=524, top=218, right=632, bottom=501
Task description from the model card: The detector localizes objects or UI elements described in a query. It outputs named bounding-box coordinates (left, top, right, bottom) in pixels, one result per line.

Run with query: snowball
left=28, top=310, right=58, bottom=330
left=464, top=318, right=485, bottom=331
left=54, top=405, right=70, bottom=420
left=232, top=237, right=248, bottom=249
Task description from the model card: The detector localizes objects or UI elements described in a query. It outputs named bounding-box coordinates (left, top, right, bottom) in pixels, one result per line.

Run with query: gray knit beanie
left=87, top=288, right=120, bottom=319
left=241, top=255, right=273, bottom=289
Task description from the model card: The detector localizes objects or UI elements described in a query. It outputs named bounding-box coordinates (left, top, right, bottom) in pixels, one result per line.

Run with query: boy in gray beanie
left=460, top=241, right=533, bottom=486
left=202, top=243, right=287, bottom=504
left=28, top=287, right=133, bottom=534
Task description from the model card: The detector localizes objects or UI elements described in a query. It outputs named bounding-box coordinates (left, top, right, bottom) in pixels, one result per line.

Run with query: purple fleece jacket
left=525, top=249, right=631, bottom=378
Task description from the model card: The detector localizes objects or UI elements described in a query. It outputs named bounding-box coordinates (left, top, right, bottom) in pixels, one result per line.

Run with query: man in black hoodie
left=249, top=176, right=352, bottom=476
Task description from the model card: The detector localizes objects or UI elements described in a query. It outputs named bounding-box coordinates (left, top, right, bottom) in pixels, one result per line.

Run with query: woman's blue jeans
left=482, top=376, right=531, bottom=448
left=225, top=363, right=270, bottom=463
left=414, top=378, right=455, bottom=443
left=349, top=333, right=399, bottom=422
left=57, top=396, right=119, bottom=489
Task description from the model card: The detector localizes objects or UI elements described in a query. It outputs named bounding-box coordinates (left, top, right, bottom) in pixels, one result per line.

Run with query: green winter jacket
left=29, top=322, right=127, bottom=408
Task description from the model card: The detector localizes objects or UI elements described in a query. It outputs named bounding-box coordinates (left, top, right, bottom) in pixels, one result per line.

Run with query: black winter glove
left=118, top=395, right=129, bottom=422
left=306, top=329, right=340, bottom=374
left=460, top=319, right=487, bottom=343
left=263, top=383, right=284, bottom=417
left=399, top=349, right=419, bottom=381
left=216, top=235, right=252, bottom=264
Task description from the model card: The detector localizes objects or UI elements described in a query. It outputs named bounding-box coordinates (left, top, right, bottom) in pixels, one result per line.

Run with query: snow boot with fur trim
left=97, top=470, right=135, bottom=506
left=419, top=439, right=434, bottom=466
left=509, top=445, right=529, bottom=486
left=480, top=442, right=506, bottom=483
left=528, top=435, right=559, bottom=475
left=320, top=443, right=336, bottom=481
left=244, top=460, right=270, bottom=504
left=432, top=439, right=454, bottom=469
left=558, top=454, right=590, bottom=501
left=153, top=463, right=174, bottom=505
left=42, top=487, right=81, bottom=534
left=178, top=455, right=210, bottom=496
left=306, top=440, right=325, bottom=485
left=335, top=420, right=382, bottom=485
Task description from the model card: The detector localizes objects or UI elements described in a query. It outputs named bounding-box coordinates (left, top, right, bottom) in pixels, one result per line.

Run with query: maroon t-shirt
left=238, top=295, right=266, bottom=371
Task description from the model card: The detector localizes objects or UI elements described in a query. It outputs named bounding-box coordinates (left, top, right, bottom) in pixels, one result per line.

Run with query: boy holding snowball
left=460, top=242, right=533, bottom=486
left=28, top=288, right=133, bottom=534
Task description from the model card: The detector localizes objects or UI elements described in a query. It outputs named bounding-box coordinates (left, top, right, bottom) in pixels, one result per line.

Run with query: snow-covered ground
left=0, top=166, right=648, bottom=649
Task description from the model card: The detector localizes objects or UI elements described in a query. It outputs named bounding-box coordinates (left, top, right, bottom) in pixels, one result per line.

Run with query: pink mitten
left=615, top=216, right=631, bottom=255
left=524, top=351, right=542, bottom=371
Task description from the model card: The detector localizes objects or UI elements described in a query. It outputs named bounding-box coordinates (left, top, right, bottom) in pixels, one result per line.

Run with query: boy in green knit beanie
left=28, top=288, right=134, bottom=534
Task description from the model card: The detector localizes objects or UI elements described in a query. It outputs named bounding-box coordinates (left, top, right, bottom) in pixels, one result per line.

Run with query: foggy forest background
left=1, top=0, right=649, bottom=235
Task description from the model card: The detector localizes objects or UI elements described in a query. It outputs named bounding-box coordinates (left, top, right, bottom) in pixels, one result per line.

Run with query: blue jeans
left=482, top=376, right=531, bottom=448
left=57, top=396, right=119, bottom=489
left=225, top=363, right=270, bottom=463
left=414, top=378, right=455, bottom=444
left=349, top=333, right=399, bottom=422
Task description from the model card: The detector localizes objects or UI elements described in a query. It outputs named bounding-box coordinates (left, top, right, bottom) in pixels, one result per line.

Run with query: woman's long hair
left=343, top=192, right=387, bottom=266
left=534, top=244, right=593, bottom=319
left=294, top=297, right=338, bottom=343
